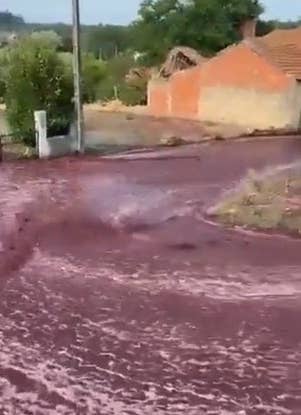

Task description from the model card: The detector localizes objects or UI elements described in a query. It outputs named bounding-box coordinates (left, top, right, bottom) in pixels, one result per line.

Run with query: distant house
left=148, top=24, right=301, bottom=131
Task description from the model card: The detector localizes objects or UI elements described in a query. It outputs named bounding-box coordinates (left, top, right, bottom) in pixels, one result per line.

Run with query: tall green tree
left=131, top=0, right=264, bottom=64
left=82, top=25, right=131, bottom=59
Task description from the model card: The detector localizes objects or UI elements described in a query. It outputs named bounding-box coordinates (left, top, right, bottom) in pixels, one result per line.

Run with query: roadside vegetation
left=1, top=4, right=301, bottom=107
left=0, top=3, right=301, bottom=150
left=209, top=166, right=301, bottom=235
left=5, top=36, right=74, bottom=146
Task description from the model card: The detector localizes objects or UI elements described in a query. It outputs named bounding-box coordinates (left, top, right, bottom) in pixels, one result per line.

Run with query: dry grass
left=0, top=108, right=8, bottom=135
left=84, top=100, right=147, bottom=115
left=2, top=142, right=36, bottom=161
left=209, top=164, right=301, bottom=234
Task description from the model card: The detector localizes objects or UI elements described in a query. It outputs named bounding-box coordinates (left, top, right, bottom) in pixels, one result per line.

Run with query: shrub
left=82, top=54, right=107, bottom=103
left=5, top=37, right=73, bottom=146
left=0, top=47, right=9, bottom=101
left=96, top=76, right=117, bottom=102
left=58, top=51, right=73, bottom=67
left=30, top=31, right=63, bottom=50
left=119, top=83, right=146, bottom=106
left=96, top=53, right=146, bottom=105
left=97, top=79, right=146, bottom=106
left=0, top=80, right=5, bottom=102
left=58, top=52, right=107, bottom=103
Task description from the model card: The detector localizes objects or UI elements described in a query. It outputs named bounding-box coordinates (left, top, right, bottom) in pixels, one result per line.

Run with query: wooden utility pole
left=72, top=0, right=84, bottom=153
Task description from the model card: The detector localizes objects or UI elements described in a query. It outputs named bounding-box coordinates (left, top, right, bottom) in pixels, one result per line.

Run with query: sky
left=2, top=0, right=301, bottom=25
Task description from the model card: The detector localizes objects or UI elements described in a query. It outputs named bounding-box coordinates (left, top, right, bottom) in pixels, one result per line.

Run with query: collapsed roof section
left=159, top=46, right=207, bottom=78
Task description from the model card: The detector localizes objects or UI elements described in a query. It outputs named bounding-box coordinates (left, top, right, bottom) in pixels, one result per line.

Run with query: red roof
left=261, top=27, right=301, bottom=48
left=254, top=27, right=301, bottom=80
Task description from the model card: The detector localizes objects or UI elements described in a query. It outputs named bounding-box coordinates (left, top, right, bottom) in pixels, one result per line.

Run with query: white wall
left=35, top=111, right=77, bottom=159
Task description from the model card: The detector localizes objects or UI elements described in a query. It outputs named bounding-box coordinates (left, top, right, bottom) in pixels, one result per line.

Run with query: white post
left=34, top=110, right=47, bottom=159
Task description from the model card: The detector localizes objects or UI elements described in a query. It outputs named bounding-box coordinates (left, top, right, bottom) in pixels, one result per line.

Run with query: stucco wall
left=148, top=79, right=170, bottom=117
left=199, top=84, right=301, bottom=129
left=39, top=134, right=77, bottom=159
left=294, top=81, right=301, bottom=128
left=35, top=111, right=77, bottom=159
left=197, top=44, right=301, bottom=129
left=198, top=44, right=291, bottom=93
left=147, top=43, right=301, bottom=130
left=169, top=66, right=201, bottom=119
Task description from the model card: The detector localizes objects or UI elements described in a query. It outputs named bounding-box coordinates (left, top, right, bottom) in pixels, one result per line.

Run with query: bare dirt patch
left=83, top=107, right=252, bottom=155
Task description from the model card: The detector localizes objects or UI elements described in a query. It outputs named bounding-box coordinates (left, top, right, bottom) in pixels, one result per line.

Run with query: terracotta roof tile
left=254, top=27, right=301, bottom=80
left=261, top=27, right=301, bottom=48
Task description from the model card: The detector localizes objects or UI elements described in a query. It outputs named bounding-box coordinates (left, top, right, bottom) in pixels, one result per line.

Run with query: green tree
left=0, top=47, right=9, bottom=101
left=30, top=30, right=63, bottom=50
left=256, top=19, right=276, bottom=36
left=131, top=0, right=264, bottom=64
left=58, top=51, right=107, bottom=103
left=96, top=53, right=145, bottom=105
left=82, top=24, right=131, bottom=59
left=5, top=37, right=73, bottom=145
left=82, top=54, right=107, bottom=102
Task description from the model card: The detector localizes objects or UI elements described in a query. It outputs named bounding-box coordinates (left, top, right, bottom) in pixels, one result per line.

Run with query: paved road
left=1, top=138, right=301, bottom=414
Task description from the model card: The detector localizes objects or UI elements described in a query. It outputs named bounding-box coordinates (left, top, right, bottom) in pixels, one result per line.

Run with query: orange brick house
left=147, top=27, right=301, bottom=130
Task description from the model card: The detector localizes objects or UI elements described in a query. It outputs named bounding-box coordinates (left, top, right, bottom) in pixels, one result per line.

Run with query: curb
left=200, top=214, right=301, bottom=242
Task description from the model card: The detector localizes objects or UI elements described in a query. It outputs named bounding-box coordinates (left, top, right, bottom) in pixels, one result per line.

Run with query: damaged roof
left=159, top=46, right=207, bottom=78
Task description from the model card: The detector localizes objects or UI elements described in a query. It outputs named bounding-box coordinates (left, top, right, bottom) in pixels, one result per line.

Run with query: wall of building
left=197, top=44, right=301, bottom=129
left=199, top=85, right=301, bottom=129
left=147, top=43, right=301, bottom=130
left=148, top=79, right=170, bottom=117
left=294, top=81, right=301, bottom=128
left=169, top=66, right=201, bottom=119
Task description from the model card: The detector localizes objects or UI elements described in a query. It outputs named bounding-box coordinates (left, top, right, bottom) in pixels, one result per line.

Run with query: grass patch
left=209, top=165, right=301, bottom=235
